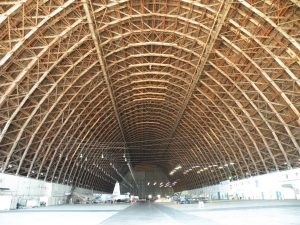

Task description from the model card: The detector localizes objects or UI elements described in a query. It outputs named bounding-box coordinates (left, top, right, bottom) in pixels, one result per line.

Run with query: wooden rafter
left=0, top=0, right=299, bottom=192
left=165, top=0, right=233, bottom=154
left=81, top=0, right=137, bottom=187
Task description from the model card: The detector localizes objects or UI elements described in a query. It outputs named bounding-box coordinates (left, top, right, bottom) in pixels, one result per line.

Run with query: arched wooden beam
left=0, top=17, right=84, bottom=125
left=56, top=116, right=122, bottom=182
left=228, top=19, right=300, bottom=120
left=114, top=72, right=189, bottom=91
left=41, top=99, right=115, bottom=178
left=0, top=1, right=80, bottom=114
left=209, top=55, right=293, bottom=164
left=0, top=0, right=75, bottom=67
left=195, top=82, right=268, bottom=172
left=107, top=53, right=196, bottom=69
left=204, top=70, right=278, bottom=169
left=3, top=41, right=94, bottom=172
left=15, top=49, right=98, bottom=174
left=238, top=0, right=300, bottom=52
left=219, top=36, right=300, bottom=151
left=110, top=62, right=194, bottom=80
left=60, top=118, right=125, bottom=183
left=82, top=0, right=128, bottom=148
left=186, top=100, right=252, bottom=174
left=117, top=91, right=183, bottom=107
left=94, top=8, right=211, bottom=35
left=0, top=1, right=26, bottom=27
left=116, top=86, right=184, bottom=99
left=103, top=31, right=201, bottom=58
left=168, top=87, right=261, bottom=177
left=27, top=74, right=108, bottom=176
left=163, top=0, right=233, bottom=155
left=119, top=104, right=178, bottom=121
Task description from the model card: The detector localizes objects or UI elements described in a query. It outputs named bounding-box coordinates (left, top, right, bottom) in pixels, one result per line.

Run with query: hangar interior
left=0, top=0, right=299, bottom=224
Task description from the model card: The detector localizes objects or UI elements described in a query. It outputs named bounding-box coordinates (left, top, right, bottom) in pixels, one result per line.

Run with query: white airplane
left=93, top=182, right=130, bottom=203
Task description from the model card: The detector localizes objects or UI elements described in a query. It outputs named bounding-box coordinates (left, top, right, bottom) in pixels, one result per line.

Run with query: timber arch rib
left=0, top=0, right=299, bottom=192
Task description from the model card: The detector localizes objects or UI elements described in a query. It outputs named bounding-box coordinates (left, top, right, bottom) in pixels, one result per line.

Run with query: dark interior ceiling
left=0, top=0, right=299, bottom=193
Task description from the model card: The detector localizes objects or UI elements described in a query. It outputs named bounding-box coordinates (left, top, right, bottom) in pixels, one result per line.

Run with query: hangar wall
left=0, top=173, right=101, bottom=210
left=182, top=168, right=300, bottom=200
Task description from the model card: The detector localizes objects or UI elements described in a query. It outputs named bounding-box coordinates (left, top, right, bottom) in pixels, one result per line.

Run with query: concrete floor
left=165, top=200, right=300, bottom=225
left=0, top=200, right=299, bottom=225
left=0, top=204, right=130, bottom=225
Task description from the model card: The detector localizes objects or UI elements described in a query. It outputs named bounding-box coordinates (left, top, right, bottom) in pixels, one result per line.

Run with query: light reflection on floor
left=0, top=200, right=299, bottom=225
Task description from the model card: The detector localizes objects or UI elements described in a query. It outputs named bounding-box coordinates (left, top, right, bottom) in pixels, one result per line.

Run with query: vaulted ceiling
left=0, top=0, right=299, bottom=192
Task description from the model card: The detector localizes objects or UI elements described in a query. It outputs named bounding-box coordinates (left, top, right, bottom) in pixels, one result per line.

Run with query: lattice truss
left=0, top=0, right=299, bottom=192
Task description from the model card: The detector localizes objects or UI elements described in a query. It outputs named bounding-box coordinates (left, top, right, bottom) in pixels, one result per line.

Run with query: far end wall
left=181, top=168, right=300, bottom=200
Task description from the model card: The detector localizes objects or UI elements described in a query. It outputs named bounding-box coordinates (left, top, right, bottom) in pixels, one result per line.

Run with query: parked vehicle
left=176, top=195, right=208, bottom=204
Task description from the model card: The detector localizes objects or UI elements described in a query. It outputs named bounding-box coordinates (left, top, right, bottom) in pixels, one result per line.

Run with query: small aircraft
left=93, top=182, right=130, bottom=203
